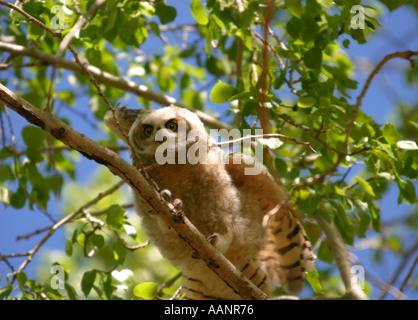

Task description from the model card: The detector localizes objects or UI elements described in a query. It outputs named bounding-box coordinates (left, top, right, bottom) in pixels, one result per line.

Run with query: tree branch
left=293, top=50, right=418, bottom=192
left=0, top=82, right=268, bottom=300
left=0, top=41, right=231, bottom=131
left=314, top=212, right=368, bottom=300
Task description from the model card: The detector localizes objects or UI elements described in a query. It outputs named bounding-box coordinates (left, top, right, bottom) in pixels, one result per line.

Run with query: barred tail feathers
left=258, top=205, right=314, bottom=294
left=182, top=257, right=272, bottom=300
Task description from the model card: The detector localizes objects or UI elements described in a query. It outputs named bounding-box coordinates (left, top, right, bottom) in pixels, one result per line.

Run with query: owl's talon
left=172, top=199, right=183, bottom=211
left=207, top=234, right=218, bottom=243
left=206, top=233, right=232, bottom=254
left=160, top=189, right=172, bottom=202
left=170, top=199, right=183, bottom=216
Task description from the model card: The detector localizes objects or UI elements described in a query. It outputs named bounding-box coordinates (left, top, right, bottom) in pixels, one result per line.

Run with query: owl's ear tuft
left=104, top=107, right=142, bottom=144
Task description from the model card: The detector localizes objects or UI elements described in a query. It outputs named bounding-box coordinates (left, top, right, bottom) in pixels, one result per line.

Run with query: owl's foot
left=160, top=189, right=184, bottom=220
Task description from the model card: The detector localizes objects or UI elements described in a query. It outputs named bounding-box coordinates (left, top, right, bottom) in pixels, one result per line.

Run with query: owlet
left=104, top=105, right=314, bottom=299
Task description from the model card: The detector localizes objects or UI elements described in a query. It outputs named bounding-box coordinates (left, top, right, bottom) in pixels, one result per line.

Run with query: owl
left=104, top=105, right=314, bottom=299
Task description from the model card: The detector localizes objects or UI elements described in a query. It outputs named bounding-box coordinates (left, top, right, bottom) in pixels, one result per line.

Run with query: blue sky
left=1, top=1, right=417, bottom=299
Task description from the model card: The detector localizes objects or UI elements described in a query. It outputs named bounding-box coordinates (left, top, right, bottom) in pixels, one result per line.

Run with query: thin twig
left=378, top=240, right=418, bottom=299
left=293, top=50, right=418, bottom=192
left=0, top=41, right=231, bottom=131
left=10, top=180, right=124, bottom=282
left=0, top=252, right=16, bottom=272
left=157, top=271, right=182, bottom=298
left=350, top=253, right=408, bottom=300
left=0, top=252, right=31, bottom=259
left=398, top=255, right=418, bottom=299
left=216, top=133, right=316, bottom=153
left=16, top=226, right=51, bottom=241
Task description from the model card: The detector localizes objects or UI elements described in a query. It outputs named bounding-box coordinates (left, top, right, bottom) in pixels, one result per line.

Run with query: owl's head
left=105, top=105, right=210, bottom=164
left=129, top=106, right=208, bottom=159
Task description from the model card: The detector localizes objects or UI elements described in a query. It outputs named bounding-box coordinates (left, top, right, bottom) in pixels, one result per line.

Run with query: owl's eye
left=143, top=125, right=153, bottom=138
left=165, top=120, right=178, bottom=132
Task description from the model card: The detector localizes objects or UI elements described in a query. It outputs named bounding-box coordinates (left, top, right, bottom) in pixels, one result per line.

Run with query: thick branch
left=0, top=82, right=267, bottom=300
left=314, top=212, right=368, bottom=300
left=0, top=41, right=231, bottom=131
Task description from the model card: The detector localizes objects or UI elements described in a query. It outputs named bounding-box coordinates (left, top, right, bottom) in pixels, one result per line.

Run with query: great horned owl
left=104, top=105, right=314, bottom=299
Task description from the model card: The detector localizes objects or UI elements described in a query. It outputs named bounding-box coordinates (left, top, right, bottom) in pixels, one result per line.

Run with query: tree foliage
left=0, top=0, right=417, bottom=300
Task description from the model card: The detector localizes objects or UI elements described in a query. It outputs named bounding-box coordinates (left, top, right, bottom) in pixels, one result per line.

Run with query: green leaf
left=17, top=272, right=28, bottom=289
left=191, top=0, right=209, bottom=25
left=379, top=0, right=408, bottom=11
left=119, top=18, right=139, bottom=45
left=22, top=1, right=43, bottom=16
left=357, top=213, right=371, bottom=238
left=298, top=96, right=316, bottom=109
left=306, top=268, right=324, bottom=295
left=383, top=123, right=401, bottom=145
left=342, top=39, right=350, bottom=48
left=350, top=28, right=366, bottom=44
left=22, top=126, right=45, bottom=150
left=285, top=0, right=304, bottom=18
left=0, top=164, right=13, bottom=182
left=301, top=14, right=319, bottom=43
left=298, top=196, right=322, bottom=214
left=76, top=232, right=86, bottom=246
left=149, top=21, right=161, bottom=38
left=304, top=47, right=322, bottom=69
left=81, top=270, right=97, bottom=297
left=318, top=241, right=334, bottom=263
left=155, top=3, right=177, bottom=25
left=80, top=25, right=101, bottom=40
left=106, top=204, right=125, bottom=230
left=65, top=239, right=73, bottom=257
left=10, top=187, right=27, bottom=209
left=331, top=201, right=355, bottom=244
left=91, top=234, right=105, bottom=248
left=355, top=176, right=376, bottom=197
left=0, top=285, right=13, bottom=299
left=65, top=283, right=78, bottom=300
left=28, top=22, right=44, bottom=40
left=26, top=280, right=43, bottom=293
left=400, top=180, right=418, bottom=204
left=113, top=240, right=128, bottom=264
left=86, top=48, right=102, bottom=66
left=104, top=0, right=118, bottom=32
left=133, top=282, right=158, bottom=300
left=98, top=246, right=119, bottom=262
left=209, top=81, right=239, bottom=104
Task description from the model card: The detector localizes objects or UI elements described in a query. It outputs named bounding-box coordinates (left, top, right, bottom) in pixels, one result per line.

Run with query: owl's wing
left=223, top=152, right=315, bottom=293
left=104, top=106, right=144, bottom=144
